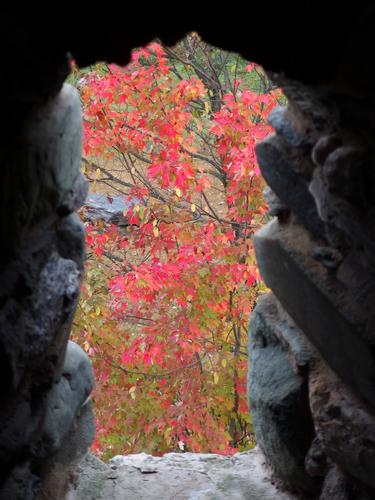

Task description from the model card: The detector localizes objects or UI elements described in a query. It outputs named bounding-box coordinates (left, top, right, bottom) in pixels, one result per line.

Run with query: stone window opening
left=1, top=7, right=375, bottom=499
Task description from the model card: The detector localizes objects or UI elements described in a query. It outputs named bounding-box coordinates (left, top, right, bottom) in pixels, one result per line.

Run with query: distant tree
left=71, top=36, right=283, bottom=459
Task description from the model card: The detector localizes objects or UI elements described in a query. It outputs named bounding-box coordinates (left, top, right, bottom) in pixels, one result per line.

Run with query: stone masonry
left=1, top=5, right=375, bottom=499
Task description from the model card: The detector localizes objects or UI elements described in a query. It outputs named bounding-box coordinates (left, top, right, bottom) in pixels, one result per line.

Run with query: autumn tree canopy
left=71, top=34, right=282, bottom=460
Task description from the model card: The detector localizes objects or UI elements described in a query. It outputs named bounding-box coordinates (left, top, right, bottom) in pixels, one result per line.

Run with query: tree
left=71, top=35, right=283, bottom=460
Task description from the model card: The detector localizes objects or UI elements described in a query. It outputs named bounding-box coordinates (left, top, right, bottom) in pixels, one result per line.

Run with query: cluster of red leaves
left=72, top=42, right=281, bottom=459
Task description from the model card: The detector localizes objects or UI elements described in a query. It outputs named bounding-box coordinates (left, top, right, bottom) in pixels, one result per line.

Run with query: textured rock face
left=82, top=193, right=138, bottom=225
left=72, top=448, right=298, bottom=500
left=248, top=294, right=318, bottom=495
left=1, top=5, right=375, bottom=500
left=0, top=83, right=94, bottom=499
left=248, top=73, right=375, bottom=498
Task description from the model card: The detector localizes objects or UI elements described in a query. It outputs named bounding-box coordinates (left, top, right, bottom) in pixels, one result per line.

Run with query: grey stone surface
left=82, top=193, right=139, bottom=225
left=73, top=448, right=298, bottom=500
left=267, top=106, right=310, bottom=148
left=0, top=83, right=92, bottom=499
left=25, top=84, right=85, bottom=216
left=263, top=186, right=289, bottom=218
left=32, top=341, right=94, bottom=457
left=248, top=294, right=318, bottom=495
left=36, top=400, right=95, bottom=500
left=56, top=213, right=86, bottom=267
left=256, top=135, right=326, bottom=240
left=254, top=218, right=375, bottom=410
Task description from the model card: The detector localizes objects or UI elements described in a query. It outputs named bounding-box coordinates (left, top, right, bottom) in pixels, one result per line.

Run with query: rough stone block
left=310, top=359, right=375, bottom=491
left=256, top=134, right=326, bottom=240
left=248, top=293, right=318, bottom=495
left=0, top=83, right=88, bottom=498
left=82, top=193, right=139, bottom=225
left=254, top=218, right=375, bottom=409
left=73, top=447, right=298, bottom=500
left=56, top=213, right=86, bottom=267
left=31, top=341, right=94, bottom=457
left=268, top=106, right=310, bottom=149
left=1, top=83, right=84, bottom=260
left=36, top=400, right=95, bottom=500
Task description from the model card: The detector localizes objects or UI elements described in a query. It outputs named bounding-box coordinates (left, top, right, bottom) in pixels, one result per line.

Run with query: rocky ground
left=71, top=447, right=298, bottom=500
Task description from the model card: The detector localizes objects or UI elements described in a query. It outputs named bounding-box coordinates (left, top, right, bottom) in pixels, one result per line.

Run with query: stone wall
left=248, top=78, right=375, bottom=498
left=1, top=4, right=375, bottom=499
left=0, top=81, right=95, bottom=499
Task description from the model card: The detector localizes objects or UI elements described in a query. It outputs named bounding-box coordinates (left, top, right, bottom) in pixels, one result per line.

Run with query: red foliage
left=72, top=41, right=282, bottom=459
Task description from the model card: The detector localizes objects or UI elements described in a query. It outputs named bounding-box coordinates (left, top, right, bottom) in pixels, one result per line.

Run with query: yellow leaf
left=129, top=386, right=136, bottom=393
left=204, top=101, right=210, bottom=114
left=175, top=188, right=182, bottom=198
left=134, top=205, right=140, bottom=213
left=221, top=358, right=227, bottom=368
left=153, top=219, right=158, bottom=227
left=214, top=372, right=219, bottom=384
left=95, top=306, right=101, bottom=316
left=164, top=427, right=172, bottom=439
left=153, top=227, right=159, bottom=237
left=191, top=204, right=196, bottom=213
left=96, top=168, right=101, bottom=177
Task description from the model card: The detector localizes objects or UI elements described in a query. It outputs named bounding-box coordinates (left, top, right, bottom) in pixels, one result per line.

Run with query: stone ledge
left=72, top=448, right=298, bottom=500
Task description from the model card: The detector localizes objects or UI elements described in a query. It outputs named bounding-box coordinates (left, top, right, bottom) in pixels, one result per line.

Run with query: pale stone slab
left=73, top=447, right=298, bottom=500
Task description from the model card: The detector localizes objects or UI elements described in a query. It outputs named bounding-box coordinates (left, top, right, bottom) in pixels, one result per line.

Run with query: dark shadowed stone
left=312, top=246, right=343, bottom=270
left=312, top=135, right=342, bottom=167
left=57, top=173, right=88, bottom=217
left=268, top=106, right=310, bottom=148
left=56, top=213, right=86, bottom=267
left=323, top=146, right=370, bottom=207
left=309, top=360, right=375, bottom=491
left=336, top=250, right=375, bottom=318
left=82, top=193, right=139, bottom=225
left=0, top=77, right=89, bottom=499
left=0, top=84, right=83, bottom=261
left=319, top=465, right=351, bottom=500
left=254, top=218, right=375, bottom=410
left=248, top=293, right=318, bottom=495
left=319, top=465, right=375, bottom=500
left=31, top=341, right=94, bottom=458
left=263, top=186, right=289, bottom=218
left=36, top=400, right=95, bottom=500
left=308, top=143, right=375, bottom=274
left=304, top=436, right=327, bottom=479
left=0, top=463, right=39, bottom=500
left=256, top=135, right=326, bottom=240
